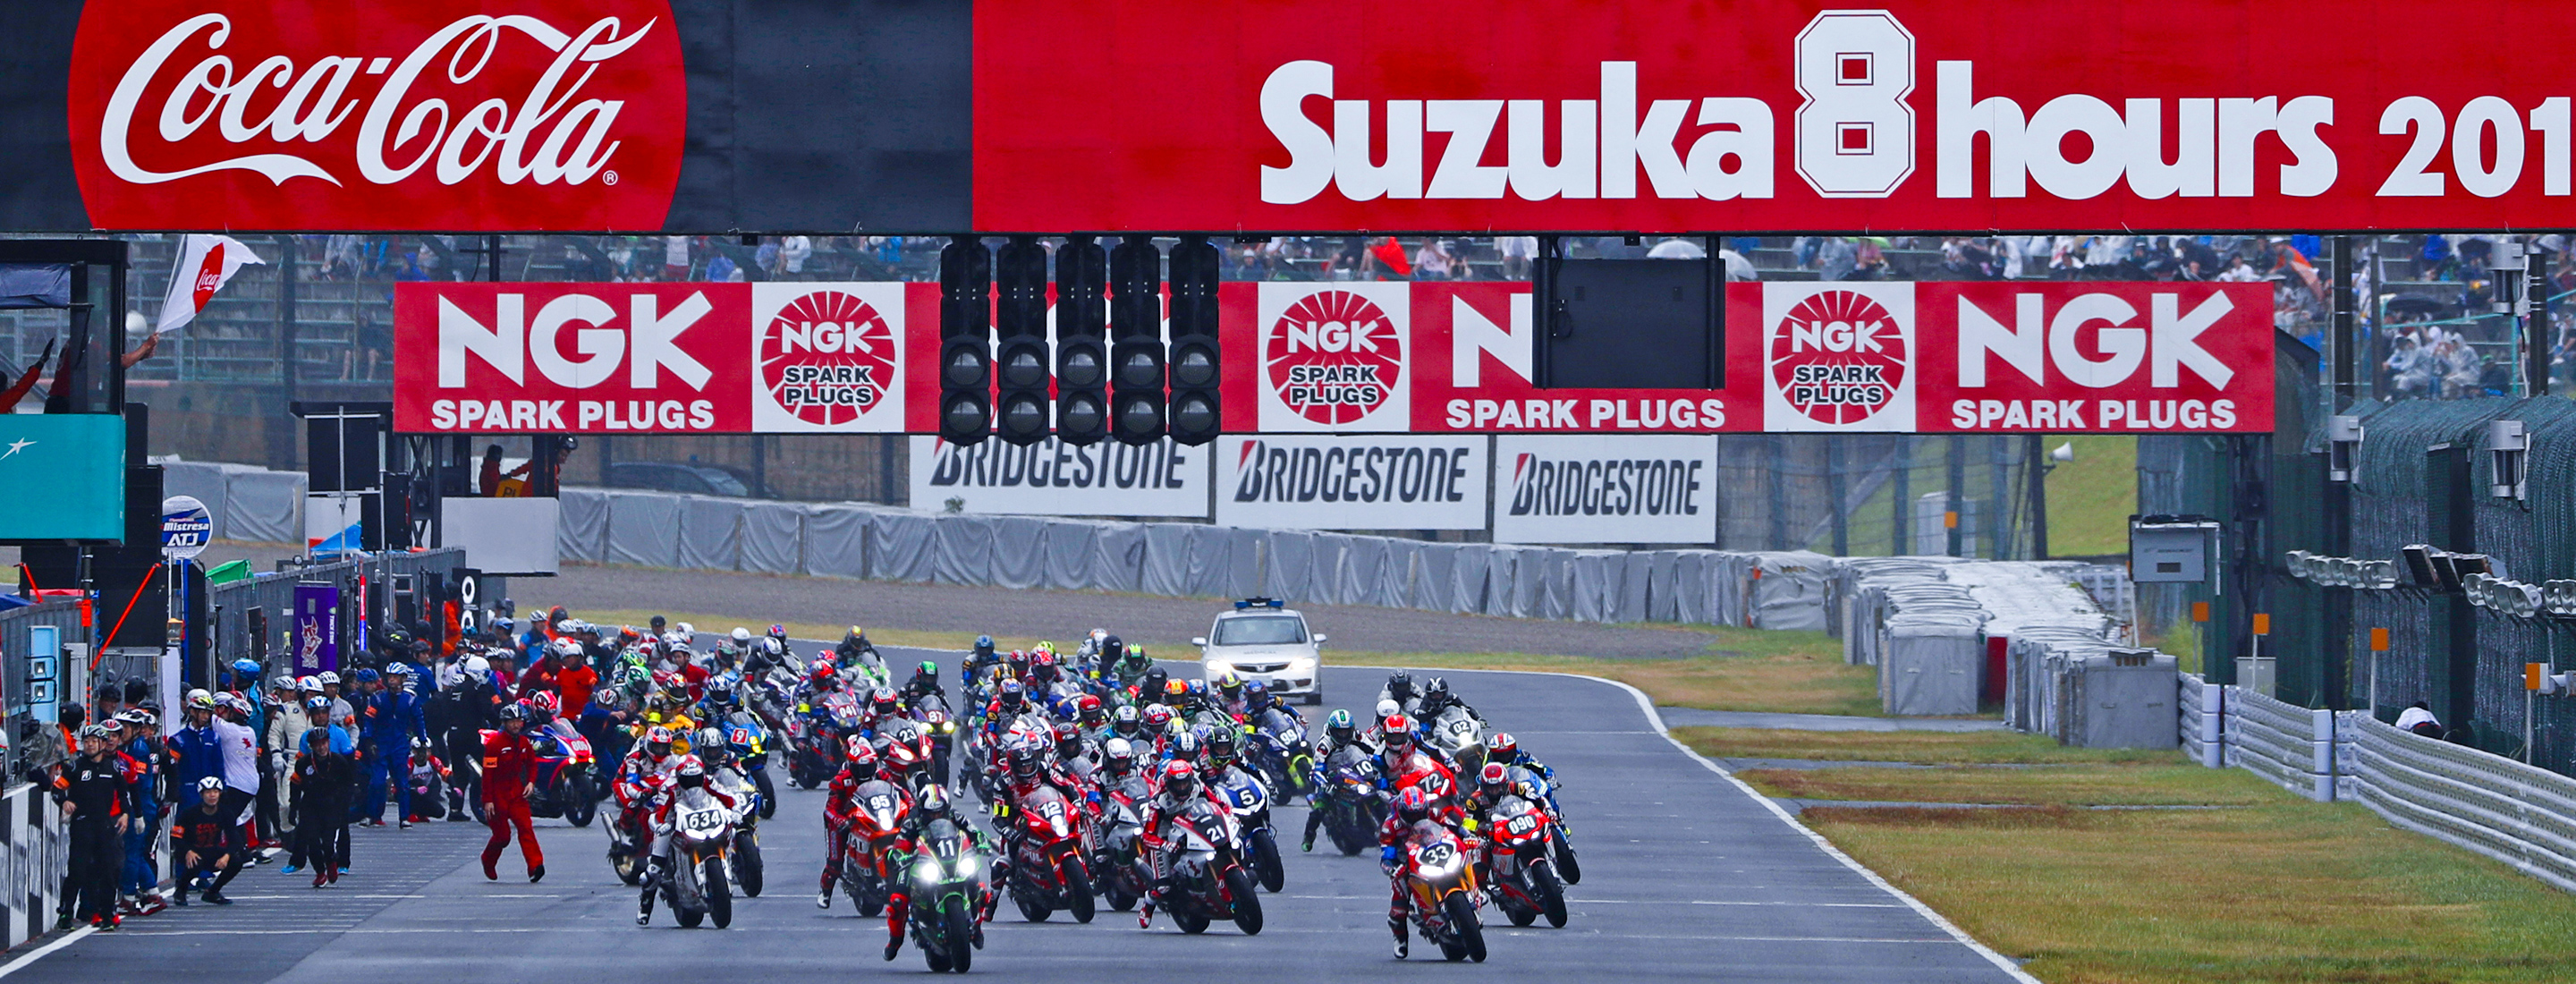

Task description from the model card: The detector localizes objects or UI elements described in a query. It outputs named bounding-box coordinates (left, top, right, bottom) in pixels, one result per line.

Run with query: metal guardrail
left=2183, top=676, right=2576, bottom=894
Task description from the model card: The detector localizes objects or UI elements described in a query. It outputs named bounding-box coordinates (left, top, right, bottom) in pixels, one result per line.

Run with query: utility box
left=2130, top=519, right=2217, bottom=583
left=2063, top=648, right=2180, bottom=749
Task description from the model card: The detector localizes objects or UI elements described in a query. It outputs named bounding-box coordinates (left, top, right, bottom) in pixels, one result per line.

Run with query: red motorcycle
left=836, top=778, right=911, bottom=916
left=1003, top=785, right=1095, bottom=923
left=1480, top=792, right=1569, bottom=929
left=1148, top=799, right=1262, bottom=936
left=1398, top=821, right=1486, bottom=963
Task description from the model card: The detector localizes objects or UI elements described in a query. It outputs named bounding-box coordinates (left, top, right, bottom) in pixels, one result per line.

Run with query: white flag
left=154, top=234, right=266, bottom=335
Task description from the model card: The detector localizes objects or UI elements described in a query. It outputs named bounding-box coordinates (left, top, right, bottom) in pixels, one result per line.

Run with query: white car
left=1194, top=598, right=1325, bottom=705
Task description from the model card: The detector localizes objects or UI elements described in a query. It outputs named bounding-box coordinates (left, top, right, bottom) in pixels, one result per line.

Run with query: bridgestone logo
left=1506, top=456, right=1706, bottom=517
left=928, top=439, right=1191, bottom=491
left=1232, top=441, right=1471, bottom=505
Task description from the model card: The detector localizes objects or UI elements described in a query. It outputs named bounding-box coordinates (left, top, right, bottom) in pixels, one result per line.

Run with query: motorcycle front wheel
left=753, top=769, right=777, bottom=819
left=1443, top=893, right=1485, bottom=963
left=564, top=773, right=597, bottom=828
left=1250, top=829, right=1284, bottom=893
left=1224, top=868, right=1264, bottom=936
left=705, top=857, right=732, bottom=929
left=611, top=848, right=644, bottom=886
left=735, top=832, right=764, bottom=898
left=1552, top=835, right=1582, bottom=886
left=1533, top=860, right=1567, bottom=929
left=945, top=901, right=976, bottom=972
left=1063, top=859, right=1095, bottom=924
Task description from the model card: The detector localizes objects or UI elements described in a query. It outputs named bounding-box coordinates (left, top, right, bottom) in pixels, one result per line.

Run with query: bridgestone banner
left=1215, top=434, right=1487, bottom=530
left=908, top=436, right=1209, bottom=518
left=5, top=0, right=2572, bottom=233
left=1491, top=435, right=1717, bottom=545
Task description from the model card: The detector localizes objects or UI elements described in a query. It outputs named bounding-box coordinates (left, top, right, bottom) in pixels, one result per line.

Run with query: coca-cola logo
left=1264, top=290, right=1402, bottom=425
left=68, top=0, right=685, bottom=231
left=1768, top=289, right=1908, bottom=425
left=758, top=291, right=896, bottom=428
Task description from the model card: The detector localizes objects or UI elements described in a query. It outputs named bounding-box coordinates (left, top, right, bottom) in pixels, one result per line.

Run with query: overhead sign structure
left=1490, top=435, right=1718, bottom=545
left=909, top=436, right=1209, bottom=518
left=160, top=495, right=211, bottom=559
left=1215, top=434, right=1487, bottom=530
left=396, top=279, right=2273, bottom=435
left=0, top=413, right=127, bottom=542
left=8, top=0, right=2576, bottom=233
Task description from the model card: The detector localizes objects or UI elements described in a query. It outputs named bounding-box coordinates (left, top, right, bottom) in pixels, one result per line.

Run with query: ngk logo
left=68, top=0, right=685, bottom=229
left=1762, top=284, right=1915, bottom=431
left=436, top=289, right=714, bottom=391
left=1258, top=285, right=1410, bottom=429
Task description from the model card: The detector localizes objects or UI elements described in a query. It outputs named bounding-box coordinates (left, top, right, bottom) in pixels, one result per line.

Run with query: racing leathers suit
left=1378, top=805, right=1470, bottom=946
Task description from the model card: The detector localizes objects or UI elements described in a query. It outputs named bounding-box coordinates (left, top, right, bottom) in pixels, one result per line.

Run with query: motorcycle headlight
left=953, top=856, right=979, bottom=878
left=912, top=860, right=943, bottom=883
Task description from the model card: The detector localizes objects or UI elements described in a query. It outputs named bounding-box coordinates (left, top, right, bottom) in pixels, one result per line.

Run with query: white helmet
left=554, top=618, right=580, bottom=635
left=317, top=672, right=340, bottom=686
left=297, top=675, right=322, bottom=691
left=270, top=674, right=297, bottom=692
left=1374, top=698, right=1401, bottom=721
left=674, top=622, right=696, bottom=637
left=463, top=656, right=491, bottom=674
left=552, top=638, right=584, bottom=660
left=731, top=627, right=752, bottom=643
left=662, top=632, right=690, bottom=649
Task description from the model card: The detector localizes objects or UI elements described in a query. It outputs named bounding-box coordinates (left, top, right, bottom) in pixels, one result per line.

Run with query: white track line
left=0, top=926, right=96, bottom=980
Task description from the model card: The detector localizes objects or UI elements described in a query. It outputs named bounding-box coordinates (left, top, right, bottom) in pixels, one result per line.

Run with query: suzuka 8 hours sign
left=751, top=284, right=904, bottom=431
left=1256, top=283, right=1411, bottom=432
left=1763, top=284, right=1916, bottom=432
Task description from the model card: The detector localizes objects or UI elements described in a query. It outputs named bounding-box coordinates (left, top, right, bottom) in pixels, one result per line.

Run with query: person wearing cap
left=166, top=691, right=225, bottom=828
left=290, top=720, right=355, bottom=886
left=363, top=665, right=427, bottom=827
left=112, top=711, right=168, bottom=916
left=171, top=777, right=244, bottom=905
left=56, top=725, right=131, bottom=930
left=208, top=693, right=260, bottom=844
left=264, top=676, right=310, bottom=849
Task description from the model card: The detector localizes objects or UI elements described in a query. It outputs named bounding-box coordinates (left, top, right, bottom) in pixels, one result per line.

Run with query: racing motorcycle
left=903, top=815, right=990, bottom=973
left=911, top=695, right=959, bottom=788
left=1211, top=766, right=1285, bottom=893
left=1481, top=786, right=1569, bottom=929
left=1003, top=785, right=1095, bottom=923
left=1397, top=820, right=1486, bottom=962
left=720, top=710, right=778, bottom=819
left=1425, top=704, right=1487, bottom=776
left=1153, top=799, right=1263, bottom=936
left=1094, top=772, right=1154, bottom=912
left=1315, top=746, right=1387, bottom=856
left=715, top=761, right=766, bottom=898
left=607, top=798, right=648, bottom=886
left=839, top=779, right=911, bottom=916
left=525, top=724, right=599, bottom=827
left=651, top=785, right=741, bottom=929
left=1245, top=707, right=1314, bottom=798
left=1509, top=766, right=1580, bottom=885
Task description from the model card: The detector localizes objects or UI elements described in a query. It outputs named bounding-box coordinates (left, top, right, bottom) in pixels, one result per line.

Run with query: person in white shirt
left=2394, top=701, right=2441, bottom=737
left=209, top=695, right=262, bottom=832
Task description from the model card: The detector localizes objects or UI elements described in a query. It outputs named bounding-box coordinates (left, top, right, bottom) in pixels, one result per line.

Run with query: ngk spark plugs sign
left=1238, top=283, right=1413, bottom=433
left=909, top=436, right=1208, bottom=518
left=1216, top=434, right=1487, bottom=530
left=1491, top=436, right=1717, bottom=545
left=975, top=0, right=2576, bottom=233
left=1763, top=284, right=1916, bottom=433
left=394, top=282, right=928, bottom=434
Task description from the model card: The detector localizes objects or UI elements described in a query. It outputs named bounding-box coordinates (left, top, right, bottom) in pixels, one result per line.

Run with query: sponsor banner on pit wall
left=1490, top=435, right=1717, bottom=545
left=1238, top=282, right=1414, bottom=433
left=908, top=436, right=1209, bottom=518
left=1216, top=434, right=1487, bottom=530
left=977, top=0, right=2576, bottom=233
left=394, top=282, right=929, bottom=434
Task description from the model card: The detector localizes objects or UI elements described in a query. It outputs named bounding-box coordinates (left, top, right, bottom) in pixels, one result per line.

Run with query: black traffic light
left=936, top=236, right=993, bottom=445
left=1109, top=235, right=1165, bottom=445
left=1054, top=234, right=1109, bottom=445
left=994, top=235, right=1051, bottom=445
left=1166, top=234, right=1221, bottom=445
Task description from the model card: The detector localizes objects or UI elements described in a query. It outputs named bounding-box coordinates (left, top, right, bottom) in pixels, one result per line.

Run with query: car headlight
left=1289, top=657, right=1317, bottom=672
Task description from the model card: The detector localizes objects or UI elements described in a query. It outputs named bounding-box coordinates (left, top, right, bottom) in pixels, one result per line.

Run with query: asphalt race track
left=2, top=646, right=2028, bottom=983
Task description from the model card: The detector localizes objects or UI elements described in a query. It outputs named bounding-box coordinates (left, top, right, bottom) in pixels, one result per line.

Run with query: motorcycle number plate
left=1416, top=843, right=1456, bottom=867
left=730, top=727, right=753, bottom=745
left=682, top=809, right=726, bottom=834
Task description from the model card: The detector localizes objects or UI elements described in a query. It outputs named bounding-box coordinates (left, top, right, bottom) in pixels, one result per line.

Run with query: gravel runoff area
left=530, top=561, right=1724, bottom=659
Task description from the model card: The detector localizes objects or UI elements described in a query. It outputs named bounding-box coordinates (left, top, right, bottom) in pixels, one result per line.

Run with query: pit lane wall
left=0, top=784, right=66, bottom=948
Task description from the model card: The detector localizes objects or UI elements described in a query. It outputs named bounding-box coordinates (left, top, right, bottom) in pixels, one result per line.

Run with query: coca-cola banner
left=1490, top=435, right=1718, bottom=545
left=394, top=281, right=930, bottom=434
left=1213, top=434, right=1487, bottom=530
left=31, top=0, right=969, bottom=232
left=975, top=0, right=2576, bottom=233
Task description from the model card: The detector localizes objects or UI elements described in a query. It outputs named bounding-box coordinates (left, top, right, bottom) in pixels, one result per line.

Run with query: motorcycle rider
left=1378, top=786, right=1468, bottom=959
left=835, top=626, right=881, bottom=670
left=1211, top=672, right=1250, bottom=719
left=1104, top=636, right=1151, bottom=688
left=880, top=785, right=997, bottom=960
left=1301, top=709, right=1364, bottom=853
left=637, top=756, right=740, bottom=926
left=901, top=660, right=946, bottom=708
left=819, top=737, right=892, bottom=909
left=1201, top=727, right=1250, bottom=783
left=614, top=725, right=679, bottom=855
left=1242, top=680, right=1301, bottom=726
left=1412, top=676, right=1484, bottom=731
left=479, top=703, right=545, bottom=883
left=1373, top=716, right=1457, bottom=794
left=962, top=636, right=1002, bottom=691
left=1377, top=672, right=1421, bottom=717
left=1135, top=759, right=1227, bottom=929
left=1107, top=705, right=1145, bottom=744
left=860, top=686, right=906, bottom=738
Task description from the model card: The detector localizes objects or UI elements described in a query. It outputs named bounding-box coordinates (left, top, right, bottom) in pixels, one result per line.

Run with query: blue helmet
left=230, top=658, right=262, bottom=677
left=975, top=634, right=995, bottom=650
left=353, top=668, right=381, bottom=683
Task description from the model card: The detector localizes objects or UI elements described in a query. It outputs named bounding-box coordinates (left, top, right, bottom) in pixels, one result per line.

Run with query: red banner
left=975, top=0, right=2576, bottom=233
left=393, top=282, right=929, bottom=434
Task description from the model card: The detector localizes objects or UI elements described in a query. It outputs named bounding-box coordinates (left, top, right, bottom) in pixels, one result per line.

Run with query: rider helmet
left=1422, top=676, right=1452, bottom=704
left=1206, top=728, right=1238, bottom=763
left=757, top=637, right=785, bottom=660
left=916, top=785, right=953, bottom=820
left=845, top=739, right=879, bottom=779
left=464, top=656, right=493, bottom=674
left=1052, top=721, right=1080, bottom=752
left=661, top=632, right=690, bottom=651
left=1141, top=704, right=1174, bottom=731
left=1385, top=671, right=1415, bottom=702
left=1101, top=634, right=1124, bottom=661
left=973, top=634, right=995, bottom=654
left=230, top=657, right=263, bottom=679
left=646, top=725, right=676, bottom=758
left=1479, top=762, right=1510, bottom=794
left=1244, top=681, right=1272, bottom=709
left=1374, top=699, right=1402, bottom=725
left=809, top=658, right=838, bottom=689
left=674, top=755, right=707, bottom=787
left=1168, top=731, right=1202, bottom=762
left=1160, top=759, right=1199, bottom=799
left=529, top=691, right=560, bottom=717
left=767, top=624, right=788, bottom=641
left=1326, top=708, right=1355, bottom=741
left=1185, top=679, right=1208, bottom=699
left=353, top=668, right=380, bottom=684
left=1215, top=671, right=1244, bottom=699
left=1163, top=679, right=1189, bottom=701
left=997, top=679, right=1027, bottom=710
left=696, top=728, right=730, bottom=765
left=1102, top=737, right=1137, bottom=773
left=185, top=689, right=216, bottom=711
left=195, top=776, right=225, bottom=794
left=498, top=702, right=529, bottom=723
left=1383, top=715, right=1414, bottom=749
left=915, top=659, right=940, bottom=681
left=1077, top=694, right=1104, bottom=721
left=304, top=695, right=331, bottom=713
left=1111, top=704, right=1142, bottom=736
left=1008, top=649, right=1033, bottom=678
left=731, top=627, right=752, bottom=644
left=869, top=686, right=901, bottom=717
left=298, top=674, right=324, bottom=692
left=1487, top=733, right=1519, bottom=765
left=1033, top=640, right=1056, bottom=658
left=314, top=671, right=339, bottom=688
left=1395, top=786, right=1433, bottom=822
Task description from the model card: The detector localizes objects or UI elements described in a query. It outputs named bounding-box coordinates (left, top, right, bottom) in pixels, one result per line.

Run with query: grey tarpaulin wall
left=157, top=459, right=308, bottom=544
